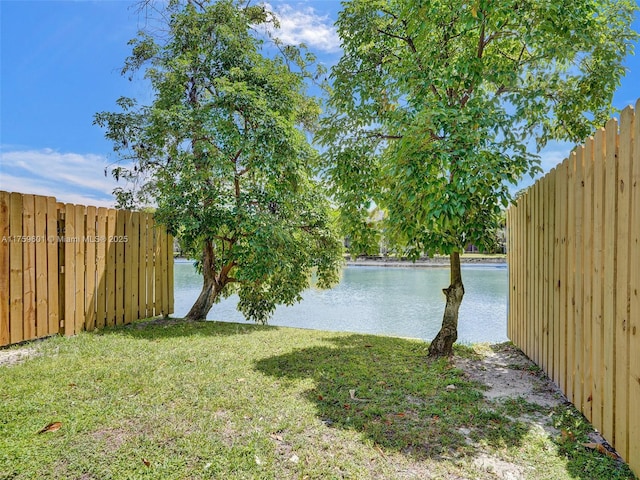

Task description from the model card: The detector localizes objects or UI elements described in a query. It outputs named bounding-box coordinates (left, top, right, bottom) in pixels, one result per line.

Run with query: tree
left=95, top=0, right=343, bottom=323
left=318, top=0, right=638, bottom=356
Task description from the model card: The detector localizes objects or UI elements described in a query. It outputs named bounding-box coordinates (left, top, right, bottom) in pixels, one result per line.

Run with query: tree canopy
left=95, top=0, right=343, bottom=323
left=318, top=0, right=638, bottom=356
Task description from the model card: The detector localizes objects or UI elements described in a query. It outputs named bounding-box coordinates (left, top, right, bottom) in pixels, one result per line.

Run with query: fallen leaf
left=343, top=404, right=351, bottom=410
left=68, top=383, right=77, bottom=387
left=364, top=344, right=373, bottom=348
left=395, top=412, right=406, bottom=417
left=142, top=458, right=151, bottom=467
left=582, top=442, right=618, bottom=460
left=317, top=395, right=323, bottom=401
left=561, top=429, right=575, bottom=441
left=37, top=422, right=62, bottom=434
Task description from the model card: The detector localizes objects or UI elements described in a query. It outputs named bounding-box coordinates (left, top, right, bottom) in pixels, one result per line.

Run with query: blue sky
left=1, top=0, right=638, bottom=207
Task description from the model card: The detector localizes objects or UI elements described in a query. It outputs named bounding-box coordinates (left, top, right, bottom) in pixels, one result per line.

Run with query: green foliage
left=95, top=0, right=342, bottom=322
left=318, top=0, right=638, bottom=258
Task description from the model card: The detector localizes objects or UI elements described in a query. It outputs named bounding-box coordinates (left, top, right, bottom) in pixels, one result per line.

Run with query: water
left=173, top=261, right=509, bottom=344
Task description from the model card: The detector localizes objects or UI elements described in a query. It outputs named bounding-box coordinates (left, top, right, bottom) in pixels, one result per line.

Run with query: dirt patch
left=0, top=346, right=42, bottom=367
left=453, top=343, right=569, bottom=480
left=472, top=453, right=526, bottom=480
left=89, top=427, right=133, bottom=453
left=455, top=343, right=565, bottom=408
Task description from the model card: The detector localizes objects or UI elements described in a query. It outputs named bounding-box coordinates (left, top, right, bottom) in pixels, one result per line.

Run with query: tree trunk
left=428, top=252, right=465, bottom=358
left=185, top=241, right=220, bottom=321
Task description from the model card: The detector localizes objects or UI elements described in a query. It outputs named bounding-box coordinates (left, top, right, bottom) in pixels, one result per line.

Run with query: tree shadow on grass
left=254, top=333, right=531, bottom=462
left=94, top=317, right=279, bottom=341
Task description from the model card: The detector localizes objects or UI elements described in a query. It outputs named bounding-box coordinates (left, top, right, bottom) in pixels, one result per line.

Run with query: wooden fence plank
left=558, top=160, right=569, bottom=393
left=96, top=208, right=107, bottom=329
left=566, top=154, right=576, bottom=402
left=519, top=192, right=525, bottom=349
left=628, top=101, right=640, bottom=476
left=73, top=205, right=85, bottom=335
left=138, top=213, right=148, bottom=319
left=35, top=195, right=48, bottom=338
left=123, top=211, right=133, bottom=325
left=57, top=203, right=66, bottom=334
left=614, top=106, right=633, bottom=461
left=106, top=209, right=117, bottom=327
left=525, top=191, right=532, bottom=357
left=582, top=136, right=595, bottom=421
left=540, top=175, right=549, bottom=373
left=46, top=197, right=58, bottom=336
left=573, top=146, right=585, bottom=412
left=0, top=192, right=10, bottom=346
left=85, top=206, right=97, bottom=331
left=520, top=191, right=527, bottom=354
left=64, top=204, right=75, bottom=336
left=553, top=164, right=564, bottom=387
left=22, top=194, right=36, bottom=341
left=130, top=212, right=140, bottom=322
left=547, top=170, right=556, bottom=373
left=592, top=127, right=606, bottom=431
left=146, top=216, right=155, bottom=316
left=115, top=210, right=125, bottom=325
left=533, top=181, right=541, bottom=365
left=161, top=227, right=169, bottom=316
left=155, top=222, right=163, bottom=315
left=538, top=178, right=545, bottom=366
left=506, top=208, right=510, bottom=337
left=602, top=118, right=618, bottom=442
left=514, top=196, right=520, bottom=348
left=527, top=186, right=534, bottom=359
left=510, top=202, right=516, bottom=345
left=9, top=192, right=24, bottom=344
left=168, top=234, right=174, bottom=315
left=512, top=199, right=518, bottom=346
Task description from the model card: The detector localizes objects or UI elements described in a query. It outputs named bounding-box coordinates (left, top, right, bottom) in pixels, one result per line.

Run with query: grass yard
left=0, top=319, right=636, bottom=479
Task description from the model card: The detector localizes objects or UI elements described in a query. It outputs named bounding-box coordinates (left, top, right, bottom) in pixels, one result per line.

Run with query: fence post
left=57, top=204, right=66, bottom=335
left=0, top=192, right=9, bottom=347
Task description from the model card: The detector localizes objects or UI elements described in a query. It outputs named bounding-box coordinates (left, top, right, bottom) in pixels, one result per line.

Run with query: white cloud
left=512, top=140, right=574, bottom=193
left=0, top=148, right=120, bottom=208
left=538, top=140, right=573, bottom=175
left=263, top=3, right=341, bottom=53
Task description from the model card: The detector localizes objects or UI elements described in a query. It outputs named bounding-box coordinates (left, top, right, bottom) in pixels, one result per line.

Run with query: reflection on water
left=173, top=261, right=509, bottom=344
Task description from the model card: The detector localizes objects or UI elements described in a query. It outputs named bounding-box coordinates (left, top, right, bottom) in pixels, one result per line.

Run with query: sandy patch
left=455, top=343, right=565, bottom=408
left=0, top=346, right=42, bottom=367
left=453, top=343, right=569, bottom=480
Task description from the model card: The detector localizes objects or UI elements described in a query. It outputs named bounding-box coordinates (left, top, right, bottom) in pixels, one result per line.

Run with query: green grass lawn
left=0, top=319, right=636, bottom=479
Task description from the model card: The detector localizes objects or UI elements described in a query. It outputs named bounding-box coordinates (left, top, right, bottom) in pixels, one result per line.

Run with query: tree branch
left=364, top=132, right=404, bottom=140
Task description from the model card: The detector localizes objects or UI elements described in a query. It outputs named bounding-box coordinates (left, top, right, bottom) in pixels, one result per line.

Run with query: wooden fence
left=506, top=100, right=640, bottom=476
left=0, top=191, right=174, bottom=347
